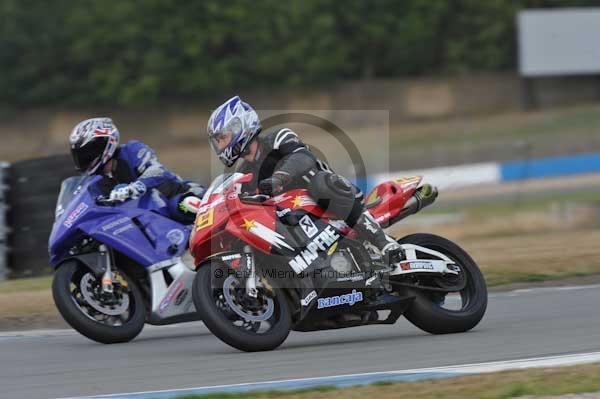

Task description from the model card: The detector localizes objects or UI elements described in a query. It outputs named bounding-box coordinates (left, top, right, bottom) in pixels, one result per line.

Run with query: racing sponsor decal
left=395, top=176, right=421, bottom=190
left=292, top=195, right=316, bottom=209
left=222, top=253, right=242, bottom=268
left=174, top=288, right=189, bottom=306
left=197, top=196, right=225, bottom=213
left=400, top=261, right=435, bottom=271
left=195, top=208, right=214, bottom=231
left=329, top=219, right=349, bottom=230
left=288, top=225, right=340, bottom=273
left=317, top=289, right=363, bottom=309
left=167, top=229, right=185, bottom=245
left=276, top=208, right=291, bottom=218
left=362, top=217, right=379, bottom=234
left=395, top=176, right=421, bottom=184
left=241, top=218, right=294, bottom=250
left=299, top=215, right=318, bottom=238
left=113, top=224, right=135, bottom=236
left=158, top=280, right=185, bottom=313
left=300, top=290, right=317, bottom=306
left=271, top=194, right=292, bottom=204
left=63, top=202, right=88, bottom=228
left=101, top=217, right=130, bottom=231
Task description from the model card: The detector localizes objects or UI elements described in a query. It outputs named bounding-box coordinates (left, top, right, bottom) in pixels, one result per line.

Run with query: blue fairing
left=49, top=175, right=191, bottom=268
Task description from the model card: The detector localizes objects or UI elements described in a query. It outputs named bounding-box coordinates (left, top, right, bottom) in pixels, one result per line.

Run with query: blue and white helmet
left=69, top=117, right=120, bottom=174
left=207, top=96, right=261, bottom=167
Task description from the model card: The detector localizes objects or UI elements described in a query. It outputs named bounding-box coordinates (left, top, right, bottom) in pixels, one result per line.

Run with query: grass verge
left=172, top=363, right=600, bottom=399
left=0, top=275, right=52, bottom=294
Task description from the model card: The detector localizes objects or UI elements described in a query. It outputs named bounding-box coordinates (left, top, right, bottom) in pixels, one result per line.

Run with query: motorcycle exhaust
left=389, top=184, right=438, bottom=225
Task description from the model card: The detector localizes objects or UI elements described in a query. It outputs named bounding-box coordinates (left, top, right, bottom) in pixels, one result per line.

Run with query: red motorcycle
left=190, top=173, right=487, bottom=352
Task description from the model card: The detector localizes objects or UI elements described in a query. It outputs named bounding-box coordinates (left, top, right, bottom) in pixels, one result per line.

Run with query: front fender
left=54, top=252, right=108, bottom=279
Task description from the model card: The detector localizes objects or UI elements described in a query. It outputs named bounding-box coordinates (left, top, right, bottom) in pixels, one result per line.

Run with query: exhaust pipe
left=387, top=184, right=438, bottom=226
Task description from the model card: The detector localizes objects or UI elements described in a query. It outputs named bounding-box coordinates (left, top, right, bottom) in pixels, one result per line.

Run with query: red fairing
left=265, top=189, right=325, bottom=217
left=266, top=189, right=354, bottom=235
left=225, top=195, right=277, bottom=255
left=190, top=174, right=422, bottom=266
left=190, top=185, right=279, bottom=264
left=365, top=176, right=423, bottom=226
left=189, top=194, right=230, bottom=262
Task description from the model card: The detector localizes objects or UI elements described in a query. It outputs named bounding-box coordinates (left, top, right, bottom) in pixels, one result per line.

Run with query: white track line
left=59, top=351, right=600, bottom=399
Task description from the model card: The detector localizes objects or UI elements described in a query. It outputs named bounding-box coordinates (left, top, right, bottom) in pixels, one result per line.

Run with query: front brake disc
left=79, top=273, right=130, bottom=316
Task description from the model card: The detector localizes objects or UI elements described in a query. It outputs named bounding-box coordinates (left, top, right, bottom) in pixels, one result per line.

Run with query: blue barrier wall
left=364, top=152, right=600, bottom=192
left=500, top=153, right=600, bottom=182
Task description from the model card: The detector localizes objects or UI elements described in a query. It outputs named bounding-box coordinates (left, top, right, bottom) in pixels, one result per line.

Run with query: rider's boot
left=353, top=211, right=403, bottom=268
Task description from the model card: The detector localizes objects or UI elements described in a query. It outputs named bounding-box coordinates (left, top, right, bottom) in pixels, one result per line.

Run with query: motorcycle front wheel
left=192, top=262, right=292, bottom=352
left=52, top=260, right=146, bottom=344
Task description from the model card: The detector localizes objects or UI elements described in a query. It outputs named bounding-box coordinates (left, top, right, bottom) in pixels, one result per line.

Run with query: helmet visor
left=208, top=117, right=242, bottom=156
left=209, top=131, right=235, bottom=156
left=71, top=137, right=108, bottom=172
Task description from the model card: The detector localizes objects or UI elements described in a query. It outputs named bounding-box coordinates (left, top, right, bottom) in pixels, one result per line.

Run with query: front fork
left=244, top=245, right=258, bottom=298
left=99, top=244, right=115, bottom=294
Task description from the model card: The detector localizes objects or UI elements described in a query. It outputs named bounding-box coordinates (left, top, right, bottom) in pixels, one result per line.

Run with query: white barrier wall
left=371, top=162, right=500, bottom=191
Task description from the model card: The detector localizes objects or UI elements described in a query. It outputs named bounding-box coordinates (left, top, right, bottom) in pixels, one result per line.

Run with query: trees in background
left=0, top=0, right=596, bottom=106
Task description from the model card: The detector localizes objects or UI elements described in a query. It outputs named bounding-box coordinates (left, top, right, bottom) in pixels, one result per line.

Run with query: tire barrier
left=0, top=162, right=9, bottom=280
left=7, top=155, right=75, bottom=278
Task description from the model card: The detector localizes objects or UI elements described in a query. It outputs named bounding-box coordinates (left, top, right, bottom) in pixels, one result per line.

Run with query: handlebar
left=95, top=196, right=119, bottom=206
left=239, top=193, right=271, bottom=204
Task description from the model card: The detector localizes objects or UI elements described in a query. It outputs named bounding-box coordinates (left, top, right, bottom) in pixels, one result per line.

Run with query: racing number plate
left=195, top=208, right=214, bottom=231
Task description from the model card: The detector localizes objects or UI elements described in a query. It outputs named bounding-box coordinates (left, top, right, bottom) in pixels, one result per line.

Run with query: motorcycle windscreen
left=54, top=175, right=91, bottom=220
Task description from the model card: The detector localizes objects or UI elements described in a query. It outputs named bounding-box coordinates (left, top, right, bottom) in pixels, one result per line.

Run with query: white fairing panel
left=149, top=257, right=197, bottom=320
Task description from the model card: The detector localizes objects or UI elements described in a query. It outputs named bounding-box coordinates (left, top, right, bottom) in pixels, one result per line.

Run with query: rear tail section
left=366, top=177, right=438, bottom=227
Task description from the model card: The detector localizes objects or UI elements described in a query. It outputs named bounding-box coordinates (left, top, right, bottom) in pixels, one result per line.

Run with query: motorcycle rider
left=69, top=117, right=206, bottom=222
left=206, top=96, right=402, bottom=265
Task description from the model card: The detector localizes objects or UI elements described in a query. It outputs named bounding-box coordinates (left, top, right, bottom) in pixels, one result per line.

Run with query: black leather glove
left=259, top=173, right=290, bottom=196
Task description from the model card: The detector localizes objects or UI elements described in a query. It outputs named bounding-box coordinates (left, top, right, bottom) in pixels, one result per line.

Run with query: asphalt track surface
left=2, top=285, right=599, bottom=399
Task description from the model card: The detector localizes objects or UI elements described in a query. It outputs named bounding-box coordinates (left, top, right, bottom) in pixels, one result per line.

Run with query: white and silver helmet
left=207, top=96, right=261, bottom=167
left=69, top=117, right=120, bottom=174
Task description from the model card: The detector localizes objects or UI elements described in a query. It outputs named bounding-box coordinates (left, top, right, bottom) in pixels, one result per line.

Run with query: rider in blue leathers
left=69, top=117, right=205, bottom=222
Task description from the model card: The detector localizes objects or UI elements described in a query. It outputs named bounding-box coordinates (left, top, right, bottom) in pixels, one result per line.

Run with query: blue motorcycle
left=49, top=175, right=199, bottom=343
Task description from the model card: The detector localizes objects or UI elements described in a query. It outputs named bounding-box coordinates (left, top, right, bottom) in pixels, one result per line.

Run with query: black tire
left=192, top=263, right=292, bottom=352
left=397, top=233, right=487, bottom=334
left=52, top=261, right=146, bottom=344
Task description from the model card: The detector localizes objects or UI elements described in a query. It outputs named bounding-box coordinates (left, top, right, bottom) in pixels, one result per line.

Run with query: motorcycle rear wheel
left=192, top=262, right=292, bottom=352
left=396, top=233, right=487, bottom=334
left=52, top=260, right=146, bottom=344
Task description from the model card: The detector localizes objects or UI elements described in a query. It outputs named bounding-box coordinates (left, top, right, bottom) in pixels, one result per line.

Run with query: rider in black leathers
left=207, top=96, right=402, bottom=263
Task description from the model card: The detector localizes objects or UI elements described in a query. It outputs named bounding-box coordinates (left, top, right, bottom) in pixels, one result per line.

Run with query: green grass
left=0, top=275, right=52, bottom=294
left=171, top=363, right=600, bottom=399
left=391, top=103, right=600, bottom=151
left=430, top=187, right=600, bottom=218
